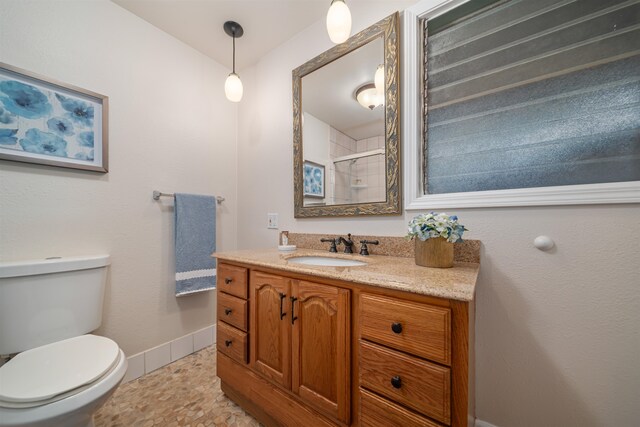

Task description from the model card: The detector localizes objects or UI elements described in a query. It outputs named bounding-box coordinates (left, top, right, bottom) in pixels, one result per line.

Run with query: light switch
left=267, top=213, right=279, bottom=229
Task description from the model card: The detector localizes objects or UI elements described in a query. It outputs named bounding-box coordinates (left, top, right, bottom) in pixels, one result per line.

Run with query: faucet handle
left=320, top=238, right=338, bottom=253
left=359, top=240, right=379, bottom=256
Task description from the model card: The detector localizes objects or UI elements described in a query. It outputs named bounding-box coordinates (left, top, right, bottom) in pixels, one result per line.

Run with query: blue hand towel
left=174, top=193, right=217, bottom=296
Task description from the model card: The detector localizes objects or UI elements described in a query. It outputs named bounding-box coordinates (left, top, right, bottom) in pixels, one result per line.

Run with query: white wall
left=302, top=112, right=331, bottom=204
left=237, top=6, right=640, bottom=427
left=0, top=0, right=237, bottom=356
left=302, top=112, right=330, bottom=166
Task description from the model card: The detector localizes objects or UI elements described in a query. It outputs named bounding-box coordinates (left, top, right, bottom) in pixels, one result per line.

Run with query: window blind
left=424, top=0, right=640, bottom=194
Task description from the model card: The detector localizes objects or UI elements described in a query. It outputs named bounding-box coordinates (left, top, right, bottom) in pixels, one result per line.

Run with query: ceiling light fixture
left=223, top=21, right=244, bottom=102
left=355, top=83, right=383, bottom=110
left=326, top=0, right=352, bottom=44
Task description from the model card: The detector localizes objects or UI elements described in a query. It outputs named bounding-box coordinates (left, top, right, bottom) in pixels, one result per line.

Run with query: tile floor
left=95, top=346, right=260, bottom=427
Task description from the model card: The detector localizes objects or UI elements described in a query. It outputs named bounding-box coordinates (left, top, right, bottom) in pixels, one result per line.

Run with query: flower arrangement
left=407, top=212, right=467, bottom=243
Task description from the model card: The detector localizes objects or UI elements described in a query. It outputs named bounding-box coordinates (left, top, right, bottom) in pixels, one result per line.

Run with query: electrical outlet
left=267, top=213, right=279, bottom=229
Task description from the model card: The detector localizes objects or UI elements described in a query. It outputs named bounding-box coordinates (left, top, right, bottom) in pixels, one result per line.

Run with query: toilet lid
left=0, top=334, right=120, bottom=404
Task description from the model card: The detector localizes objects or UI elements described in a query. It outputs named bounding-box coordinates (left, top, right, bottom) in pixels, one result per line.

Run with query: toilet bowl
left=0, top=335, right=127, bottom=427
left=0, top=256, right=126, bottom=427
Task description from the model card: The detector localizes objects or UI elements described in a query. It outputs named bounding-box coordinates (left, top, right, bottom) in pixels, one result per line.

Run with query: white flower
left=406, top=212, right=468, bottom=243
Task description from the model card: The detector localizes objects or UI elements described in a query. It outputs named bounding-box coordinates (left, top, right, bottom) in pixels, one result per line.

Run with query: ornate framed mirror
left=293, top=12, right=401, bottom=218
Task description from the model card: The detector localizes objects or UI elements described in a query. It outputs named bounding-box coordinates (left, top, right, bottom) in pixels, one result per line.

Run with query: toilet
left=0, top=255, right=127, bottom=427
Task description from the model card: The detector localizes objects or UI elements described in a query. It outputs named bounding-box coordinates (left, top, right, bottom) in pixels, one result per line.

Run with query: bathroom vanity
left=214, top=243, right=478, bottom=427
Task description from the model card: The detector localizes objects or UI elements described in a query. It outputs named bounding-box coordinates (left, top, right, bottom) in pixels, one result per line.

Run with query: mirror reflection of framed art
left=303, top=160, right=325, bottom=199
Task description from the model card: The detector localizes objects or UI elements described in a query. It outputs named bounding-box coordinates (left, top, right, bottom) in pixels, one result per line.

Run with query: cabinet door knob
left=224, top=308, right=232, bottom=315
left=391, top=322, right=403, bottom=334
left=224, top=277, right=233, bottom=285
left=391, top=375, right=402, bottom=389
left=225, top=339, right=232, bottom=347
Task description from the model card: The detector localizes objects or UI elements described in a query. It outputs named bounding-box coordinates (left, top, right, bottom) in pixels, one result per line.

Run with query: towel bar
left=153, top=190, right=225, bottom=205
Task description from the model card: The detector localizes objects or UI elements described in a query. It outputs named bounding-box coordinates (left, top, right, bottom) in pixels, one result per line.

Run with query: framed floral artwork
left=303, top=160, right=325, bottom=198
left=0, top=62, right=108, bottom=172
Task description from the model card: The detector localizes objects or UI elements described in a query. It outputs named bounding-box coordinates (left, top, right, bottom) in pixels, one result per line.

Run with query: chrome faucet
left=336, top=234, right=354, bottom=254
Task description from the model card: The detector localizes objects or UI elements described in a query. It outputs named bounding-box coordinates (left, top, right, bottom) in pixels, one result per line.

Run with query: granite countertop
left=213, top=248, right=479, bottom=301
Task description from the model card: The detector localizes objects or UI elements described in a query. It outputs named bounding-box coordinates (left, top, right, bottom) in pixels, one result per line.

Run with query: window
left=403, top=0, right=640, bottom=208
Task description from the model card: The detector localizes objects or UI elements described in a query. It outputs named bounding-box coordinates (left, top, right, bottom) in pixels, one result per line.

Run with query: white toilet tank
left=0, top=255, right=110, bottom=355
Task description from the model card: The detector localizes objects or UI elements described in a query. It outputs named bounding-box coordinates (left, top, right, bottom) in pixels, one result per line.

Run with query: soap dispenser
left=278, top=231, right=296, bottom=252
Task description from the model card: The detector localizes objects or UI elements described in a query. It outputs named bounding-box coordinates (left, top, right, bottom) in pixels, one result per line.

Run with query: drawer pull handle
left=391, top=322, right=403, bottom=334
left=290, top=296, right=298, bottom=325
left=224, top=277, right=233, bottom=285
left=279, top=292, right=287, bottom=320
left=391, top=376, right=402, bottom=389
left=225, top=339, right=232, bottom=347
left=224, top=308, right=233, bottom=315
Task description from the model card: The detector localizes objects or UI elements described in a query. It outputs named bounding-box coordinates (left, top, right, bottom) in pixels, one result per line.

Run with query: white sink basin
left=286, top=256, right=367, bottom=267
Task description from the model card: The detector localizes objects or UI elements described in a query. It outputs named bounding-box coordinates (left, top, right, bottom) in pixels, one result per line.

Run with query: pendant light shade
left=225, top=73, right=243, bottom=103
left=223, top=21, right=244, bottom=102
left=326, top=0, right=352, bottom=44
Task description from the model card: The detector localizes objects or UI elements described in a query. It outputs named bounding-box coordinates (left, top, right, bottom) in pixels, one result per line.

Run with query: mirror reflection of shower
left=331, top=131, right=385, bottom=205
left=302, top=111, right=385, bottom=207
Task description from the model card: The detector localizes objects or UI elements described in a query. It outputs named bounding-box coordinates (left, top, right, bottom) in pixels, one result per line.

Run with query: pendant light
left=224, top=21, right=244, bottom=102
left=326, top=0, right=352, bottom=44
left=374, top=64, right=384, bottom=93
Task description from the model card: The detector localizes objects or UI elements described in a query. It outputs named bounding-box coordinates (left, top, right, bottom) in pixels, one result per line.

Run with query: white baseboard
left=122, top=324, right=216, bottom=383
left=475, top=419, right=499, bottom=427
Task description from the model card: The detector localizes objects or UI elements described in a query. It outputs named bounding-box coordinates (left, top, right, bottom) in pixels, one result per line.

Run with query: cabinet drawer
left=217, top=264, right=248, bottom=299
left=360, top=388, right=443, bottom=427
left=218, top=292, right=248, bottom=331
left=217, top=321, right=248, bottom=364
left=360, top=293, right=451, bottom=365
left=359, top=341, right=450, bottom=425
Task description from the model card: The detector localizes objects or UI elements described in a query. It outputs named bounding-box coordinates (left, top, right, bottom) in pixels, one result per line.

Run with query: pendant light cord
left=232, top=34, right=236, bottom=74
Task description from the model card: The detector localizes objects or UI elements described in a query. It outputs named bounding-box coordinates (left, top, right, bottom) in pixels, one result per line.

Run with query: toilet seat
left=0, top=335, right=120, bottom=408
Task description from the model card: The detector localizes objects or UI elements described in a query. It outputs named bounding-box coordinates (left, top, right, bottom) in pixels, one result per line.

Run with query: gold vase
left=414, top=238, right=454, bottom=268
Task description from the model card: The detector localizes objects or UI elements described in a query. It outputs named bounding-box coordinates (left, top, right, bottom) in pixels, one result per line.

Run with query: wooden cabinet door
left=291, top=280, right=350, bottom=424
left=249, top=271, right=291, bottom=389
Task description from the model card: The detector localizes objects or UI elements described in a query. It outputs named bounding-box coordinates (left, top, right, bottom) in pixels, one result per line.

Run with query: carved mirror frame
left=293, top=12, right=401, bottom=218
